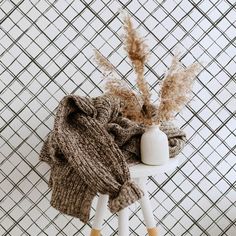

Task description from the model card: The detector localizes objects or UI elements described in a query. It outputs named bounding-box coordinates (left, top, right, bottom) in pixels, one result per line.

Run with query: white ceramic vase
left=141, top=124, right=169, bottom=165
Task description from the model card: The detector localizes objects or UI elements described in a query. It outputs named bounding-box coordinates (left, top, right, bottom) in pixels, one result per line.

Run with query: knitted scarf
left=39, top=93, right=186, bottom=223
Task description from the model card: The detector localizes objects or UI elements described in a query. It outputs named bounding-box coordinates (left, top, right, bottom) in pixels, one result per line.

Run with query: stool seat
left=129, top=157, right=179, bottom=179
left=90, top=157, right=179, bottom=236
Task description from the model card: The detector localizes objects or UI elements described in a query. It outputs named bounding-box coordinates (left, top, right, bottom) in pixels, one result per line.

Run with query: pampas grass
left=93, top=49, right=144, bottom=121
left=123, top=15, right=149, bottom=72
left=105, top=78, right=144, bottom=122
left=94, top=50, right=114, bottom=74
left=94, top=14, right=201, bottom=126
left=123, top=15, right=153, bottom=125
left=155, top=54, right=200, bottom=124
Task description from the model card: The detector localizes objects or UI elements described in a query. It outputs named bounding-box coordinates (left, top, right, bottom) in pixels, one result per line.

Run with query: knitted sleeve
left=39, top=131, right=60, bottom=188
left=53, top=95, right=143, bottom=213
left=160, top=121, right=187, bottom=158
left=39, top=132, right=54, bottom=166
left=106, top=116, right=145, bottom=146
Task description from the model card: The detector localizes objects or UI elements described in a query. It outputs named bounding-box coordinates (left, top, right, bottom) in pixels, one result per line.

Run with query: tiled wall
left=0, top=0, right=235, bottom=235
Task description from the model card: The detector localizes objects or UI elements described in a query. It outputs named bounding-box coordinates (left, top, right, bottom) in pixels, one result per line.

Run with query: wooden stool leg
left=118, top=207, right=129, bottom=236
left=135, top=178, right=158, bottom=236
left=90, top=194, right=109, bottom=236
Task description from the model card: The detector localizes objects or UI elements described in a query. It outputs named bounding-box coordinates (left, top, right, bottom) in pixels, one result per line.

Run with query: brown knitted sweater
left=39, top=94, right=186, bottom=223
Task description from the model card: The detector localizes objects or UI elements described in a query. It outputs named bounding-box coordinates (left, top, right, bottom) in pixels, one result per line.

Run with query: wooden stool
left=90, top=157, right=179, bottom=236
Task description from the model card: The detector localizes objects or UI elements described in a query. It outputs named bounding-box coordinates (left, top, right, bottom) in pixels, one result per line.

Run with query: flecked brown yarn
left=39, top=93, right=186, bottom=223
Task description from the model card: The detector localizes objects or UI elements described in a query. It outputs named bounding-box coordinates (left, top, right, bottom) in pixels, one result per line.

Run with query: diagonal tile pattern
left=0, top=0, right=235, bottom=235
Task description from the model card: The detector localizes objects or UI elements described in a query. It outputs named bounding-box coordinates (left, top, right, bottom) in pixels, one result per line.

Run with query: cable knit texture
left=39, top=93, right=186, bottom=223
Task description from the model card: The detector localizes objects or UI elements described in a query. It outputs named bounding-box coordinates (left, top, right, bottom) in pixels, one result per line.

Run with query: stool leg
left=135, top=178, right=158, bottom=236
left=90, top=194, right=109, bottom=236
left=118, top=207, right=129, bottom=236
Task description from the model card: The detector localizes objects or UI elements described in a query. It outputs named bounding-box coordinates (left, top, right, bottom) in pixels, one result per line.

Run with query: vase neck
left=147, top=124, right=160, bottom=130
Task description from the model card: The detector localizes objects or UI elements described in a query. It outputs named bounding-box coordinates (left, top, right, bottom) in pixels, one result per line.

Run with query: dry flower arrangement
left=94, top=15, right=200, bottom=126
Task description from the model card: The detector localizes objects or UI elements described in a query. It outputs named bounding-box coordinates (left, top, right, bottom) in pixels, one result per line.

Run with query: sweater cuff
left=50, top=181, right=96, bottom=223
left=108, top=180, right=143, bottom=213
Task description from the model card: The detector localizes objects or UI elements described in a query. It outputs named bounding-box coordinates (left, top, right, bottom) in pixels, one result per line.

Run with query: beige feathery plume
left=94, top=17, right=201, bottom=126
left=105, top=78, right=144, bottom=122
left=123, top=15, right=153, bottom=125
left=93, top=50, right=115, bottom=74
left=155, top=54, right=201, bottom=124
left=93, top=49, right=144, bottom=121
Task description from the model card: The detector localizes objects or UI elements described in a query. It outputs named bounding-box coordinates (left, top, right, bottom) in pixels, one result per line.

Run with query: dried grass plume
left=105, top=78, right=144, bottom=122
left=94, top=15, right=201, bottom=126
left=93, top=50, right=114, bottom=74
left=155, top=54, right=201, bottom=124
left=123, top=15, right=153, bottom=125
left=93, top=49, right=144, bottom=121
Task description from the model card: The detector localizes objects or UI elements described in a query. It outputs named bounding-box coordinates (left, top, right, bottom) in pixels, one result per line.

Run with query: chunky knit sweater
left=39, top=94, right=186, bottom=223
